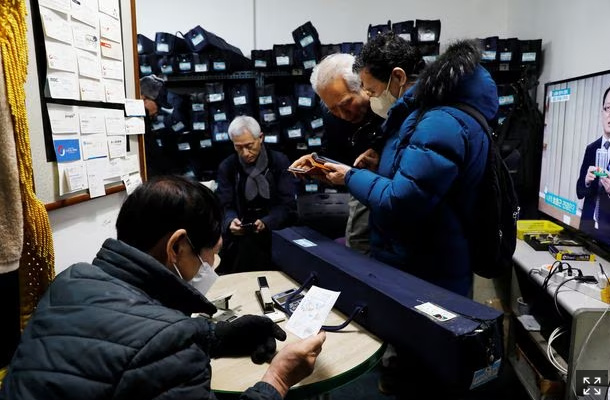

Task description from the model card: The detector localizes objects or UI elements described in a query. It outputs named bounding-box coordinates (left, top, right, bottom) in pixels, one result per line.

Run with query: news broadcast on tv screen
left=540, top=70, right=610, bottom=247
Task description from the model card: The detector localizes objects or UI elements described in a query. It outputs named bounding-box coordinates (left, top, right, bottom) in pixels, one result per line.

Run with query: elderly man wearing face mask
left=290, top=34, right=498, bottom=298
left=0, top=175, right=325, bottom=400
left=291, top=33, right=498, bottom=397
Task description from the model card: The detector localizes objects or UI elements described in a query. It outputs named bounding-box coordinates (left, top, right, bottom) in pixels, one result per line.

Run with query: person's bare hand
left=324, top=163, right=351, bottom=186
left=353, top=148, right=380, bottom=171
left=254, top=219, right=266, bottom=233
left=585, top=165, right=598, bottom=186
left=261, top=331, right=326, bottom=398
left=288, top=155, right=314, bottom=178
left=229, top=218, right=245, bottom=236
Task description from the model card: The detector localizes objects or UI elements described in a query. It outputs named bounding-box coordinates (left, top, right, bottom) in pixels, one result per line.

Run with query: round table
left=207, top=270, right=385, bottom=399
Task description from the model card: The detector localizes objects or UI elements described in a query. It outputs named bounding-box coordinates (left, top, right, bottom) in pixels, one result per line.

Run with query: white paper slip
left=48, top=71, right=79, bottom=100
left=293, top=238, right=317, bottom=248
left=62, top=161, right=88, bottom=194
left=414, top=302, right=457, bottom=322
left=285, top=285, right=340, bottom=339
left=86, top=158, right=107, bottom=198
left=105, top=112, right=126, bottom=135
left=100, top=38, right=123, bottom=60
left=101, top=59, right=124, bottom=81
left=104, top=80, right=125, bottom=103
left=121, top=154, right=140, bottom=175
left=47, top=104, right=79, bottom=133
left=122, top=172, right=143, bottom=195
left=40, top=6, right=72, bottom=44
left=107, top=135, right=126, bottom=158
left=71, top=0, right=98, bottom=27
left=79, top=78, right=104, bottom=102
left=79, top=109, right=106, bottom=134
left=99, top=0, right=120, bottom=19
left=39, top=0, right=70, bottom=14
left=72, top=22, right=99, bottom=53
left=76, top=49, right=101, bottom=79
left=99, top=13, right=121, bottom=43
left=46, top=41, right=77, bottom=72
left=124, top=99, right=146, bottom=116
left=106, top=157, right=123, bottom=179
left=81, top=133, right=108, bottom=160
left=125, top=116, right=145, bottom=134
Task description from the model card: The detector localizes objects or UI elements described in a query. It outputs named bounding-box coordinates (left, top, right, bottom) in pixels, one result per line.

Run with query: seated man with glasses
left=216, top=116, right=297, bottom=273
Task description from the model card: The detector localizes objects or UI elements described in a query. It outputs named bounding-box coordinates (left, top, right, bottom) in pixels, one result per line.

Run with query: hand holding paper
left=285, top=286, right=340, bottom=339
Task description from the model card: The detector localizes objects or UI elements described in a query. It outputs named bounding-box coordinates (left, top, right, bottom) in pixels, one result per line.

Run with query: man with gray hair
left=310, top=54, right=384, bottom=254
left=216, top=116, right=297, bottom=273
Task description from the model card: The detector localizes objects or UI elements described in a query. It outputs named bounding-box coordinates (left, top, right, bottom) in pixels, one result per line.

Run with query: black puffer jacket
left=0, top=239, right=281, bottom=400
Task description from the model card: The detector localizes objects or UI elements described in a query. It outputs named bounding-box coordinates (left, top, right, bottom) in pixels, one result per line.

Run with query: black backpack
left=452, top=103, right=520, bottom=278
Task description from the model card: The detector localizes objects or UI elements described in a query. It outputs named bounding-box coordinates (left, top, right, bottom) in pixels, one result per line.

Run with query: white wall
left=507, top=0, right=610, bottom=103
left=134, top=0, right=255, bottom=56
left=49, top=193, right=125, bottom=273
left=135, top=0, right=510, bottom=55
left=254, top=0, right=509, bottom=50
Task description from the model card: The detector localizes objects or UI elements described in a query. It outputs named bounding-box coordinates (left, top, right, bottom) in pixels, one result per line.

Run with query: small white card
left=124, top=99, right=146, bottom=116
left=414, top=302, right=457, bottom=322
left=293, top=238, right=317, bottom=248
left=285, top=286, right=340, bottom=339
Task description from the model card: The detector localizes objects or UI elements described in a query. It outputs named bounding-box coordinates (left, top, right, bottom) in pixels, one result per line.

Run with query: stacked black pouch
left=496, top=84, right=518, bottom=125
left=251, top=49, right=274, bottom=70
left=414, top=19, right=441, bottom=64
left=137, top=34, right=158, bottom=77
left=230, top=83, right=254, bottom=117
left=273, top=44, right=296, bottom=69
left=258, top=84, right=280, bottom=146
left=392, top=20, right=415, bottom=43
left=339, top=42, right=363, bottom=56
left=189, top=92, right=210, bottom=153
left=154, top=32, right=189, bottom=76
left=182, top=25, right=251, bottom=72
left=367, top=20, right=392, bottom=40
left=292, top=21, right=321, bottom=71
left=478, top=36, right=500, bottom=72
left=320, top=44, right=341, bottom=58
left=518, top=39, right=542, bottom=75
left=497, top=38, right=520, bottom=72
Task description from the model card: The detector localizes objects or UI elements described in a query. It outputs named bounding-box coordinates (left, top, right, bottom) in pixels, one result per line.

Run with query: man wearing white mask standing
left=0, top=175, right=325, bottom=400
left=292, top=33, right=498, bottom=398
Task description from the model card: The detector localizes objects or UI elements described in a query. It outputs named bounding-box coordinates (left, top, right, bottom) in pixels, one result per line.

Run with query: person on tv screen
left=576, top=86, right=610, bottom=240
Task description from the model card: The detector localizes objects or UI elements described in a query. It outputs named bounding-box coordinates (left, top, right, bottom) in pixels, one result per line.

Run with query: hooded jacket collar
left=93, top=238, right=217, bottom=316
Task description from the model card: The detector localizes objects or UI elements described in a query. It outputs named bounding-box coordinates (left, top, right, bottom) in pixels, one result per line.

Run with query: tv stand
left=510, top=240, right=610, bottom=400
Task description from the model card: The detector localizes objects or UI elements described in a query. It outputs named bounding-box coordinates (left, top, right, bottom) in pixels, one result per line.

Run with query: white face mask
left=174, top=257, right=218, bottom=296
left=369, top=76, right=398, bottom=119
left=174, top=236, right=219, bottom=296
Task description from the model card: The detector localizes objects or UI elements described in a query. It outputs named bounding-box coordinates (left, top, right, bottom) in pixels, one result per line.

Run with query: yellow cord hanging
left=1, top=0, right=55, bottom=328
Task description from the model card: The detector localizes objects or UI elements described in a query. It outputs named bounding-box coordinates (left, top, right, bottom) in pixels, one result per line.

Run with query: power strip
left=538, top=265, right=609, bottom=304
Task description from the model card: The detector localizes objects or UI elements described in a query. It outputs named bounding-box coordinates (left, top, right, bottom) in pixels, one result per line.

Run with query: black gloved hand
left=212, top=315, right=287, bottom=364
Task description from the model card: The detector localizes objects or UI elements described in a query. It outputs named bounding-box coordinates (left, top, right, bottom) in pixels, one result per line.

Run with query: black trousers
left=218, top=229, right=273, bottom=274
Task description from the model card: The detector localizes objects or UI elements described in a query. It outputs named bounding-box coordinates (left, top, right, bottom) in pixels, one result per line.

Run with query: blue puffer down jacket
left=345, top=41, right=499, bottom=296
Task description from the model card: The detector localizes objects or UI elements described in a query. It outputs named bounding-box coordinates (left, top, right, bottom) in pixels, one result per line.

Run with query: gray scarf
left=239, top=145, right=271, bottom=201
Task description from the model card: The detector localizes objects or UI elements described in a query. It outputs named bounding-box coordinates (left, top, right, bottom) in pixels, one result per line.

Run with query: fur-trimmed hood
left=411, top=40, right=498, bottom=121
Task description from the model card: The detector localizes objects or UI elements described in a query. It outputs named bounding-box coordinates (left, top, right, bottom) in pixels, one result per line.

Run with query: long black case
left=272, top=226, right=504, bottom=389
